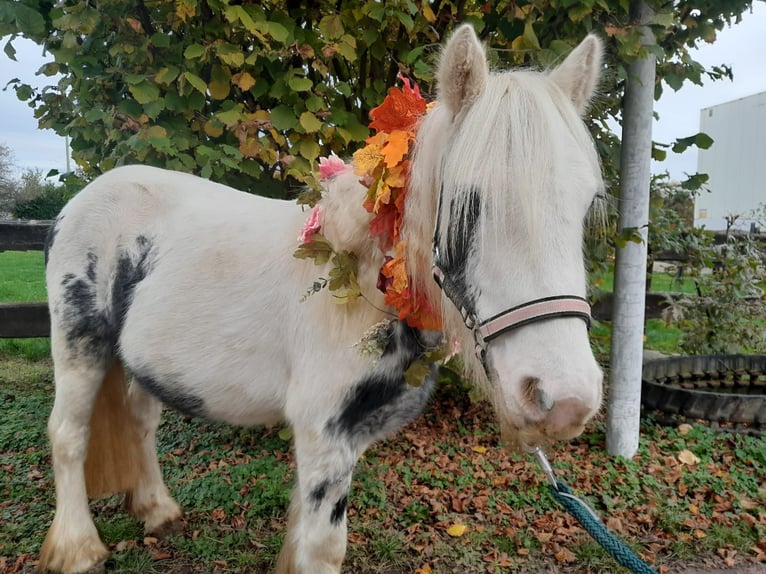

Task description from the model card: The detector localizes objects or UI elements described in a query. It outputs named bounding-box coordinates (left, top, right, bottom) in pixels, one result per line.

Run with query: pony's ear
left=548, top=34, right=603, bottom=115
left=437, top=24, right=488, bottom=116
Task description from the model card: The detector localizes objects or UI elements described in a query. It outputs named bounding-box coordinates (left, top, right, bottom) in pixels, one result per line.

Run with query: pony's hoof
left=147, top=516, right=184, bottom=538
left=38, top=529, right=109, bottom=574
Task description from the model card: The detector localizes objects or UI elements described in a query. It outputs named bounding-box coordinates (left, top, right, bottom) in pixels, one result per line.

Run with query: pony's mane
left=403, top=68, right=604, bottom=389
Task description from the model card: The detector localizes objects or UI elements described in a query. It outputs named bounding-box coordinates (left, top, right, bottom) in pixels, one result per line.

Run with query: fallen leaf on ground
left=447, top=523, right=468, bottom=537
left=678, top=449, right=700, bottom=465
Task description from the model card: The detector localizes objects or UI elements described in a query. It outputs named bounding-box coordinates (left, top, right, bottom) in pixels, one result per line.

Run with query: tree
left=607, top=0, right=656, bottom=459
left=0, top=0, right=752, bottom=199
left=0, top=143, right=17, bottom=215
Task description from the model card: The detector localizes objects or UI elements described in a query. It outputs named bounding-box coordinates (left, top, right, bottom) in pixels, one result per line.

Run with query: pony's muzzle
left=519, top=375, right=599, bottom=441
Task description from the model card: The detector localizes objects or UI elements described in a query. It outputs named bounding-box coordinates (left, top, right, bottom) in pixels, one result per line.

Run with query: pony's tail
left=84, top=361, right=145, bottom=497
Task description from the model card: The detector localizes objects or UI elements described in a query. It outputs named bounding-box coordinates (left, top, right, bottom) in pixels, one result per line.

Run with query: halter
left=431, top=189, right=591, bottom=366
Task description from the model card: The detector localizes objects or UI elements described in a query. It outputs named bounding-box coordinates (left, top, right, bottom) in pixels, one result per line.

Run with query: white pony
left=40, top=25, right=604, bottom=574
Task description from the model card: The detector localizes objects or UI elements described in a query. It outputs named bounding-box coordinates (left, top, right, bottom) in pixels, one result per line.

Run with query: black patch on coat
left=58, top=235, right=155, bottom=359
left=329, top=321, right=436, bottom=443
left=44, top=216, right=63, bottom=267
left=330, top=495, right=348, bottom=525
left=60, top=272, right=114, bottom=359
left=111, top=235, right=154, bottom=337
left=436, top=189, right=482, bottom=315
left=132, top=369, right=206, bottom=419
left=310, top=480, right=329, bottom=510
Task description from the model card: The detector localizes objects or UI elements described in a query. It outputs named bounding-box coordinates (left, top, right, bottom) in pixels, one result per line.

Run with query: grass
left=1, top=253, right=764, bottom=572
left=0, top=251, right=50, bottom=360
left=1, top=357, right=764, bottom=573
left=599, top=268, right=698, bottom=295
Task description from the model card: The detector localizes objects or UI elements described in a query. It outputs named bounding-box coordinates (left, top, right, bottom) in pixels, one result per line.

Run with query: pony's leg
left=39, top=360, right=110, bottom=574
left=123, top=383, right=183, bottom=534
left=276, top=322, right=436, bottom=574
left=275, top=429, right=355, bottom=574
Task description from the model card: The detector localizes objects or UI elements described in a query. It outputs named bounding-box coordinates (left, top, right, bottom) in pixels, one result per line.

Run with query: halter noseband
left=432, top=258, right=591, bottom=358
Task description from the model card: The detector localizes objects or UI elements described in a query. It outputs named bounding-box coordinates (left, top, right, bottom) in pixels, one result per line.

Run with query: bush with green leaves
left=662, top=218, right=766, bottom=355
left=13, top=182, right=68, bottom=219
left=1, top=0, right=752, bottom=200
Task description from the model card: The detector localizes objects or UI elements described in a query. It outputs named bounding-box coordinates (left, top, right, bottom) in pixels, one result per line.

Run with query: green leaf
left=208, top=65, right=231, bottom=100
left=293, top=235, right=335, bottom=265
left=269, top=105, right=298, bottom=130
left=14, top=83, right=32, bottom=101
left=184, top=44, right=206, bottom=60
left=183, top=72, right=207, bottom=95
left=319, top=15, right=344, bottom=39
left=680, top=172, right=709, bottom=191
left=129, top=81, right=160, bottom=104
left=568, top=4, right=592, bottom=22
left=288, top=76, right=313, bottom=92
left=296, top=138, right=320, bottom=161
left=404, top=360, right=431, bottom=387
left=155, top=66, right=180, bottom=85
left=672, top=132, right=714, bottom=153
left=523, top=21, right=541, bottom=50
left=653, top=11, right=675, bottom=29
left=299, top=111, right=322, bottom=133
left=143, top=99, right=165, bottom=120
left=216, top=44, right=245, bottom=67
left=262, top=21, right=289, bottom=43
left=215, top=107, right=243, bottom=127
left=305, top=95, right=324, bottom=113
left=13, top=4, right=46, bottom=36
left=395, top=11, right=414, bottom=31
left=651, top=145, right=667, bottom=162
left=3, top=38, right=16, bottom=61
left=150, top=33, right=171, bottom=48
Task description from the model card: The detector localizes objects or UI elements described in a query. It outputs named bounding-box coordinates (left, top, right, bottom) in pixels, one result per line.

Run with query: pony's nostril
left=521, top=376, right=555, bottom=413
left=535, top=388, right=555, bottom=412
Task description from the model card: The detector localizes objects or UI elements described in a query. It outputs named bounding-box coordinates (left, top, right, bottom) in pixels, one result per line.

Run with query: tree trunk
left=606, top=0, right=656, bottom=458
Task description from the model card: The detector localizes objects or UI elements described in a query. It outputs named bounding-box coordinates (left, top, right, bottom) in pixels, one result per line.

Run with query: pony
left=39, top=25, right=605, bottom=574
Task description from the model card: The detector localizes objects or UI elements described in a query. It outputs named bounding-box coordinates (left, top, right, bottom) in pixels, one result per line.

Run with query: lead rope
left=527, top=446, right=660, bottom=574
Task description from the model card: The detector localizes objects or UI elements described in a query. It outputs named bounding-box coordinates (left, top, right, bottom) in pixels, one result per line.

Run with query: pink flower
left=298, top=205, right=322, bottom=244
left=317, top=154, right=349, bottom=181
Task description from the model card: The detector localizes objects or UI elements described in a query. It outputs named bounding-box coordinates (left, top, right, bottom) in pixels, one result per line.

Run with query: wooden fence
left=1, top=219, right=699, bottom=340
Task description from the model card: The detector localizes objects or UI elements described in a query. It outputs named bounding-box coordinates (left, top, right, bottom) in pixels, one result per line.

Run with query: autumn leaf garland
left=295, top=76, right=441, bottom=332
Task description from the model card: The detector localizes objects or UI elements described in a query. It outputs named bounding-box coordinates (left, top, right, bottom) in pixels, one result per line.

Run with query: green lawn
left=599, top=268, right=698, bottom=295
left=1, top=357, right=764, bottom=573
left=0, top=251, right=50, bottom=359
left=0, top=251, right=47, bottom=302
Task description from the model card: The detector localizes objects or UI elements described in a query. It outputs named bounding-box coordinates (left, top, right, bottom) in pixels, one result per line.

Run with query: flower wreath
left=294, top=76, right=441, bottom=332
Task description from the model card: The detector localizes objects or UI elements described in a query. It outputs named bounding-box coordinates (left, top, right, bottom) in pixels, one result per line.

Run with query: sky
left=1, top=6, right=765, bottom=180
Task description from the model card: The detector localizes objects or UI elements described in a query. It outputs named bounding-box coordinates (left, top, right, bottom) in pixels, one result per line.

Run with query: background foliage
left=0, top=0, right=754, bottom=199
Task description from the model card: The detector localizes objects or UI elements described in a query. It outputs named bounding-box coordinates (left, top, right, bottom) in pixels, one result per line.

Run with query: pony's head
left=404, top=25, right=605, bottom=448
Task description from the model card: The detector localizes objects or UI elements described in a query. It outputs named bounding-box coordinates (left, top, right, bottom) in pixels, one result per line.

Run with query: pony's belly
left=200, top=383, right=286, bottom=427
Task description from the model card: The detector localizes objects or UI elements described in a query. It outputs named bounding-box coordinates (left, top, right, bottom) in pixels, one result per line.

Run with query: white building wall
left=695, top=91, right=766, bottom=231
